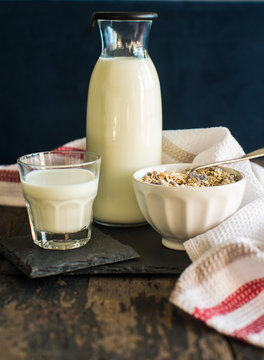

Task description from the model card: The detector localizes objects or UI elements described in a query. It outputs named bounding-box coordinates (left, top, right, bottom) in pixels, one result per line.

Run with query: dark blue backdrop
left=1, top=1, right=263, bottom=163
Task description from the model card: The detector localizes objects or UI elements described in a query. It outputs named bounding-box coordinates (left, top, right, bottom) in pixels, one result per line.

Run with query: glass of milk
left=17, top=151, right=101, bottom=250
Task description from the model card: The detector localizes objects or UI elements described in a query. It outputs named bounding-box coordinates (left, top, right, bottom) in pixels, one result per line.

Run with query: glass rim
left=17, top=150, right=100, bottom=169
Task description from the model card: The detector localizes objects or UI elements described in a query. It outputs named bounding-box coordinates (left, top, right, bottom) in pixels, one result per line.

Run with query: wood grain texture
left=0, top=275, right=235, bottom=360
left=0, top=202, right=264, bottom=359
left=0, top=206, right=28, bottom=238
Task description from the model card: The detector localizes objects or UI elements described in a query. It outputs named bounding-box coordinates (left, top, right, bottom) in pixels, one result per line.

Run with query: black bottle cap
left=89, top=11, right=158, bottom=32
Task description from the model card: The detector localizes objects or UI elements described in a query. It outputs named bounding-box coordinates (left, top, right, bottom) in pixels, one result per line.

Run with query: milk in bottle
left=87, top=12, right=162, bottom=226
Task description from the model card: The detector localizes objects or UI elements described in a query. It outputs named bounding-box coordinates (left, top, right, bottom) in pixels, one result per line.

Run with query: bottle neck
left=98, top=20, right=152, bottom=59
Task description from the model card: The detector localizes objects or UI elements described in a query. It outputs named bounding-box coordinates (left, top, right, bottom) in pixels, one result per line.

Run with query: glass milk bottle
left=86, top=12, right=162, bottom=226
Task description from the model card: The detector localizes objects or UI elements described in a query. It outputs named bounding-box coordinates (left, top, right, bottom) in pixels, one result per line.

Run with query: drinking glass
left=17, top=150, right=100, bottom=250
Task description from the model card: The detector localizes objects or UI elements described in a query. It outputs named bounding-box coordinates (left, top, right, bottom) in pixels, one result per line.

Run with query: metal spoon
left=183, top=147, right=264, bottom=177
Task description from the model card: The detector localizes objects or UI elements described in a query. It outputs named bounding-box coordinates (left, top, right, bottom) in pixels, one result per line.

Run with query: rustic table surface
left=1, top=160, right=263, bottom=360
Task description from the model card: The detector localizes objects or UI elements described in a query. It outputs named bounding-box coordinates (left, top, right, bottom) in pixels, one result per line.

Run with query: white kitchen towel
left=161, top=127, right=264, bottom=348
left=2, top=127, right=264, bottom=347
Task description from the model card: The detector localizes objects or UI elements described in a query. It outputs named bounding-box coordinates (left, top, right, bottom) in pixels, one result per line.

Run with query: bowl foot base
left=162, top=238, right=185, bottom=251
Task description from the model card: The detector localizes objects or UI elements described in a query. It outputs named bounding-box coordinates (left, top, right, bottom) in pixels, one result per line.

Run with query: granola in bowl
left=133, top=163, right=246, bottom=250
left=141, top=166, right=239, bottom=188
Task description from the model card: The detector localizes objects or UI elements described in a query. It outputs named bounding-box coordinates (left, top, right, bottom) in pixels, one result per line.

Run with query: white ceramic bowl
left=133, top=163, right=246, bottom=251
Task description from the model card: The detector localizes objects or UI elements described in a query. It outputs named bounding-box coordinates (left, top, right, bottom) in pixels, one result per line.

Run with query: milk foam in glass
left=87, top=12, right=162, bottom=227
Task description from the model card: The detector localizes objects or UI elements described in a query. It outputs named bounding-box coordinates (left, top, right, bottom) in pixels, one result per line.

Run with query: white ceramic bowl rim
left=133, top=163, right=245, bottom=191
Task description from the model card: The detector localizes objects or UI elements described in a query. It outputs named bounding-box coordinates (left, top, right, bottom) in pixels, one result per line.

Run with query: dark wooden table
left=1, top=161, right=264, bottom=360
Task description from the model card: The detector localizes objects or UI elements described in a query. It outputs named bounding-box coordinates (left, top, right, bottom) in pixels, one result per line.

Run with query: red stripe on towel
left=232, top=314, right=264, bottom=340
left=193, top=278, right=264, bottom=322
left=0, top=146, right=85, bottom=184
left=53, top=146, right=84, bottom=152
left=0, top=170, right=20, bottom=183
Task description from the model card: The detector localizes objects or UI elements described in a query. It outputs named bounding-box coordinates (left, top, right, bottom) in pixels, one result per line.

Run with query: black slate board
left=0, top=223, right=191, bottom=277
left=77, top=224, right=191, bottom=275
left=0, top=226, right=139, bottom=278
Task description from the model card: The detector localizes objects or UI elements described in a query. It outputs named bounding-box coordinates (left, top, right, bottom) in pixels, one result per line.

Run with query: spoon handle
left=241, top=147, right=264, bottom=160
left=188, top=147, right=264, bottom=173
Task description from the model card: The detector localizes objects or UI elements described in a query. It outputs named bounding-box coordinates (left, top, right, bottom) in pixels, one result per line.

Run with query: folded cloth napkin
left=163, top=127, right=264, bottom=348
left=1, top=127, right=264, bottom=347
